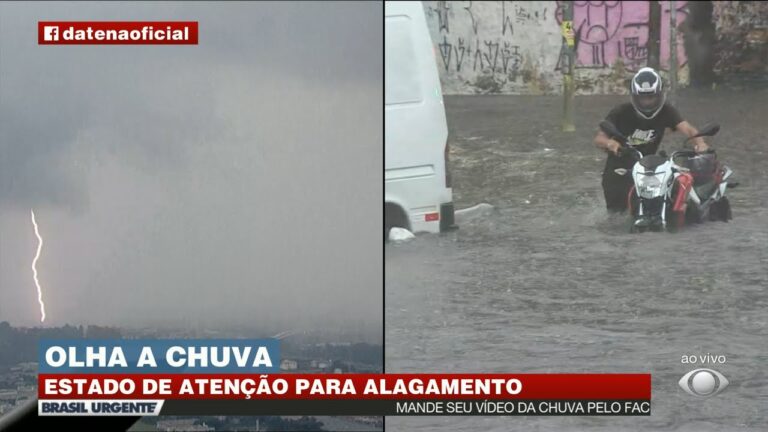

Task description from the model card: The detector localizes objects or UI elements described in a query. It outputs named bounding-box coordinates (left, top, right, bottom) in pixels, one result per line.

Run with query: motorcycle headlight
left=637, top=174, right=662, bottom=198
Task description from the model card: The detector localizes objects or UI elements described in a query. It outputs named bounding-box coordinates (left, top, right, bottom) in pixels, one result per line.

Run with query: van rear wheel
left=385, top=203, right=409, bottom=242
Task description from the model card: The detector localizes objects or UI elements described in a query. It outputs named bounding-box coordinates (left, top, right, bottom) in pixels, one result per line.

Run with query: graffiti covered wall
left=423, top=1, right=689, bottom=95
left=712, top=1, right=768, bottom=81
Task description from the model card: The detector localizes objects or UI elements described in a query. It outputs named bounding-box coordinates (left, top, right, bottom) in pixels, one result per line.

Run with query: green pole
left=562, top=1, right=575, bottom=132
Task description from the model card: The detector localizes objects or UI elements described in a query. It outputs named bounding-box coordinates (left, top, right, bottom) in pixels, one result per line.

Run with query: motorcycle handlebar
left=670, top=149, right=717, bottom=159
left=599, top=120, right=717, bottom=162
left=617, top=146, right=642, bottom=161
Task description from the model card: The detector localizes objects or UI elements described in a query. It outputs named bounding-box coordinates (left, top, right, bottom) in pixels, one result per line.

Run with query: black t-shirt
left=603, top=102, right=683, bottom=172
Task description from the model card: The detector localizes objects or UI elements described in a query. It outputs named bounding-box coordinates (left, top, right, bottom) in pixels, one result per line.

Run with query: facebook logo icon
left=43, top=26, right=59, bottom=41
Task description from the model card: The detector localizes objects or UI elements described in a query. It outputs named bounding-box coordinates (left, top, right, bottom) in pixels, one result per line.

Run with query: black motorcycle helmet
left=630, top=67, right=666, bottom=120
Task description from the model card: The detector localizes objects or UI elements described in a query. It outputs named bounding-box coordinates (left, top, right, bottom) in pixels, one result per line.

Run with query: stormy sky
left=0, top=1, right=382, bottom=340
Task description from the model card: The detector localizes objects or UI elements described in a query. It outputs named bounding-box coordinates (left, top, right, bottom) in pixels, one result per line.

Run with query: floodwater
left=385, top=90, right=768, bottom=431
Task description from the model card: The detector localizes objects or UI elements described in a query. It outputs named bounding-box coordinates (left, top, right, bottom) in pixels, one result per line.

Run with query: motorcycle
left=599, top=120, right=735, bottom=233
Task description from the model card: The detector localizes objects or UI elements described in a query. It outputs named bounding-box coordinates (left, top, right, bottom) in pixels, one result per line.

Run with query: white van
left=385, top=1, right=455, bottom=237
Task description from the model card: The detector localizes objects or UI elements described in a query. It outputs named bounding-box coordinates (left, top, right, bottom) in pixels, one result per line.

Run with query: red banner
left=39, top=373, right=651, bottom=400
left=38, top=21, right=198, bottom=45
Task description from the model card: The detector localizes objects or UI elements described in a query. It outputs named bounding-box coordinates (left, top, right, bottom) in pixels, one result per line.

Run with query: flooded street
left=385, top=90, right=768, bottom=431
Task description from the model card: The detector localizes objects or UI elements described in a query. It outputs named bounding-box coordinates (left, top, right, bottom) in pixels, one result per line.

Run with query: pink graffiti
left=557, top=1, right=687, bottom=71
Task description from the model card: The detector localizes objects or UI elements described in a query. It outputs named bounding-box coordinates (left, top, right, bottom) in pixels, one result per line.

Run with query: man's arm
left=594, top=130, right=622, bottom=156
left=673, top=120, right=709, bottom=152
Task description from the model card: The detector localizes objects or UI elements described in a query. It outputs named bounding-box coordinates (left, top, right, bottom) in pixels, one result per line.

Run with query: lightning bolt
left=31, top=209, right=46, bottom=322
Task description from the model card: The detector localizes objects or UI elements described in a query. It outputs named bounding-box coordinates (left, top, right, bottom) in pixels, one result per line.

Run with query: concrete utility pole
left=561, top=1, right=575, bottom=132
left=669, top=0, right=678, bottom=104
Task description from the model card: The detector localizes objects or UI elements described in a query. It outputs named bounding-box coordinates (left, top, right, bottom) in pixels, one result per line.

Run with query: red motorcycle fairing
left=672, top=172, right=693, bottom=213
left=712, top=162, right=725, bottom=185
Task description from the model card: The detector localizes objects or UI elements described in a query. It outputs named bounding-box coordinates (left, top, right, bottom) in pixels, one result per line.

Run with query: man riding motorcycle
left=593, top=67, right=709, bottom=212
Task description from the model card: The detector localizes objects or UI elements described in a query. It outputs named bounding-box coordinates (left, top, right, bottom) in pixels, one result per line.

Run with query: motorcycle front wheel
left=666, top=210, right=686, bottom=232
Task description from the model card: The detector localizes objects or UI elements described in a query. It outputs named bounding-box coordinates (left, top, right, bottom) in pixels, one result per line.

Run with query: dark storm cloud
left=0, top=1, right=382, bottom=337
left=0, top=1, right=381, bottom=209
